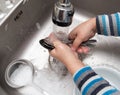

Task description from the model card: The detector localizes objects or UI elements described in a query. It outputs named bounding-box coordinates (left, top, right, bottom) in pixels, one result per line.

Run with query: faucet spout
left=59, top=0, right=70, bottom=4
left=52, top=0, right=74, bottom=27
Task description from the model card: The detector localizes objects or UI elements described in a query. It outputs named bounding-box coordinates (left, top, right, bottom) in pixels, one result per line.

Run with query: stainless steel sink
left=0, top=0, right=120, bottom=95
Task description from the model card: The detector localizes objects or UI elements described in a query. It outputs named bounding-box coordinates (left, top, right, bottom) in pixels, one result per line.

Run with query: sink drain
left=5, top=59, right=34, bottom=88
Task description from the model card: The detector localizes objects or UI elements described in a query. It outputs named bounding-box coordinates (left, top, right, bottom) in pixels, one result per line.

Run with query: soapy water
left=9, top=65, right=33, bottom=87
left=33, top=68, right=74, bottom=95
left=5, top=61, right=73, bottom=95
left=49, top=56, right=68, bottom=76
left=5, top=60, right=50, bottom=95
left=5, top=59, right=73, bottom=95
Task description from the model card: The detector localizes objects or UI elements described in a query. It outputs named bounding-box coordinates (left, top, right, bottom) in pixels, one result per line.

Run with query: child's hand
left=69, top=18, right=96, bottom=53
left=49, top=35, right=84, bottom=75
left=50, top=40, right=79, bottom=66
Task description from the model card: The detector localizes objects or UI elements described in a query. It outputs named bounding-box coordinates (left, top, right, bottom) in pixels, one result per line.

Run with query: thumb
left=53, top=40, right=63, bottom=48
left=49, top=40, right=61, bottom=56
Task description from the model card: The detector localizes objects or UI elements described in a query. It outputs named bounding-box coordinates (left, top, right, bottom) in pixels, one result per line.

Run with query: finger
left=53, top=40, right=62, bottom=48
left=49, top=40, right=61, bottom=56
left=49, top=48, right=55, bottom=55
left=77, top=48, right=83, bottom=53
left=82, top=47, right=90, bottom=54
left=77, top=46, right=90, bottom=54
left=72, top=37, right=83, bottom=50
left=68, top=31, right=77, bottom=40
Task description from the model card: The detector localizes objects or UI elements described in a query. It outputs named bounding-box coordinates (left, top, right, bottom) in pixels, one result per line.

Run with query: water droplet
left=5, top=24, right=8, bottom=31
left=36, top=22, right=41, bottom=30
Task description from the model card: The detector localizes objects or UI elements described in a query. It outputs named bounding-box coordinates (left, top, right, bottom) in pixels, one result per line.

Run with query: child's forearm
left=96, top=12, right=120, bottom=36
left=73, top=66, right=120, bottom=95
left=64, top=59, right=85, bottom=75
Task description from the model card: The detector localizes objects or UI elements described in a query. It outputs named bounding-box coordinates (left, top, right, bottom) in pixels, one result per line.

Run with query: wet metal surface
left=0, top=0, right=120, bottom=95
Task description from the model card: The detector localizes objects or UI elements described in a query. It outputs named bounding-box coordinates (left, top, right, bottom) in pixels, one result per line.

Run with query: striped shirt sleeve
left=96, top=12, right=120, bottom=36
left=73, top=66, right=120, bottom=95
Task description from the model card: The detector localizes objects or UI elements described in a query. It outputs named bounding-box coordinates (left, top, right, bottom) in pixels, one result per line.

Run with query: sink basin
left=0, top=0, right=120, bottom=95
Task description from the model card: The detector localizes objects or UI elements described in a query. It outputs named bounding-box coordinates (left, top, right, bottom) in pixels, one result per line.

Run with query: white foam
left=10, top=65, right=33, bottom=87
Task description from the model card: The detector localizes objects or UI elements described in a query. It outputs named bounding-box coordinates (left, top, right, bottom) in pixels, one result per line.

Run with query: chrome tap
left=52, top=0, right=74, bottom=27
left=59, top=0, right=70, bottom=4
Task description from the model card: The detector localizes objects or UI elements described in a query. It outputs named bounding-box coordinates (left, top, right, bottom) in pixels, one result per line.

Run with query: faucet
left=59, top=0, right=70, bottom=4
left=52, top=0, right=74, bottom=27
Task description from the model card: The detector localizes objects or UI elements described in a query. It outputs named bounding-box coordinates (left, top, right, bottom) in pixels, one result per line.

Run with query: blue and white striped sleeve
left=96, top=12, right=120, bottom=36
left=73, top=66, right=120, bottom=95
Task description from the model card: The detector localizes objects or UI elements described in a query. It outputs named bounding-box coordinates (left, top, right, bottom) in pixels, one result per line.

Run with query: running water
left=48, top=24, right=70, bottom=76
left=53, top=24, right=70, bottom=43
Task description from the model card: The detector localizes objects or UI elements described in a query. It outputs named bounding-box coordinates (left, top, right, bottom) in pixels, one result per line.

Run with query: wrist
left=89, top=17, right=97, bottom=33
left=65, top=59, right=85, bottom=75
left=91, top=18, right=96, bottom=32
